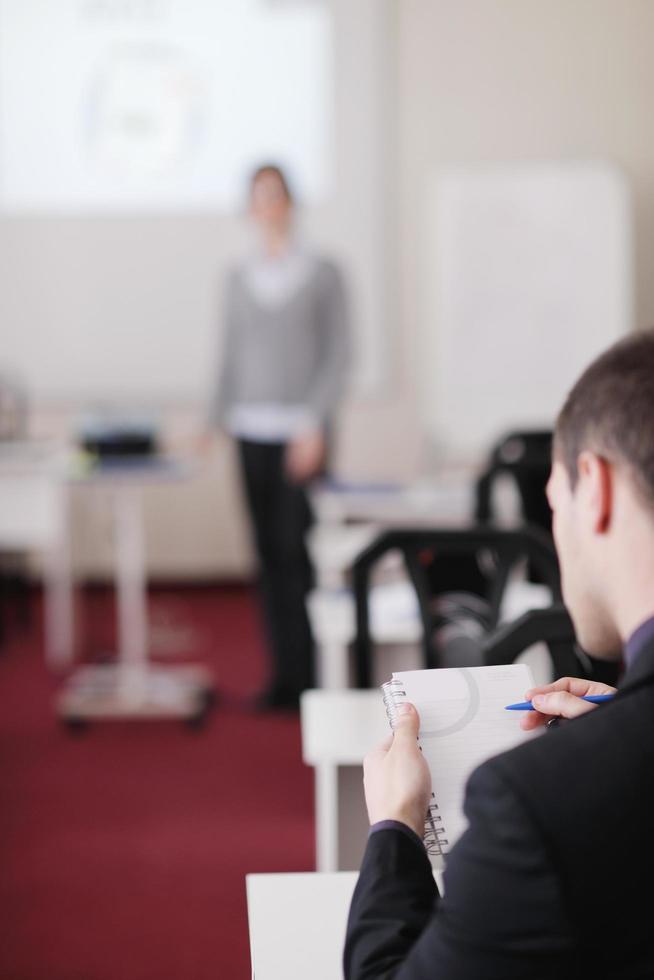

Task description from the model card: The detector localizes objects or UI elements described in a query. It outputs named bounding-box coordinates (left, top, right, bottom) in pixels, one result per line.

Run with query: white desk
left=307, top=522, right=379, bottom=590
left=246, top=872, right=358, bottom=980
left=0, top=441, right=73, bottom=667
left=307, top=520, right=424, bottom=689
left=57, top=457, right=214, bottom=726
left=246, top=869, right=443, bottom=980
left=307, top=579, right=424, bottom=689
left=310, top=472, right=475, bottom=527
left=306, top=471, right=476, bottom=690
left=301, top=689, right=390, bottom=872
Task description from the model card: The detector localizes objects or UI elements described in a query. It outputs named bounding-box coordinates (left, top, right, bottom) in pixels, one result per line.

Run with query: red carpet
left=0, top=585, right=315, bottom=980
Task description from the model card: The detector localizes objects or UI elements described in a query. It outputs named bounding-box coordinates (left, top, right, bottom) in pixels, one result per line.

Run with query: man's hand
left=363, top=702, right=432, bottom=838
left=285, top=430, right=325, bottom=484
left=520, top=676, right=617, bottom=731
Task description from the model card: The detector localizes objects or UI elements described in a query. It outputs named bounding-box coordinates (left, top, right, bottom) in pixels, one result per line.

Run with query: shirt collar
left=624, top=614, right=654, bottom=669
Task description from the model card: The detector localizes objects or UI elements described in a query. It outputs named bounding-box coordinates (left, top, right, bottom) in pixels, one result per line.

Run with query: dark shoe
left=251, top=686, right=300, bottom=712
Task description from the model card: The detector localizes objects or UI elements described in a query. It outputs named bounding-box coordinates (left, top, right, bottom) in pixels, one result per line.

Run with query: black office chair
left=475, top=429, right=553, bottom=534
left=480, top=605, right=620, bottom=687
left=406, top=431, right=554, bottom=604
left=351, top=525, right=563, bottom=688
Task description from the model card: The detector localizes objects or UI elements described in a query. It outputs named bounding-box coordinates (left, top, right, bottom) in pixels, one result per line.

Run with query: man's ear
left=577, top=451, right=612, bottom=534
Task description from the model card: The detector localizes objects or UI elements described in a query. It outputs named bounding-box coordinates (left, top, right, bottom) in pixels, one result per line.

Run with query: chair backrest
left=352, top=525, right=561, bottom=688
left=475, top=429, right=553, bottom=533
left=480, top=605, right=621, bottom=687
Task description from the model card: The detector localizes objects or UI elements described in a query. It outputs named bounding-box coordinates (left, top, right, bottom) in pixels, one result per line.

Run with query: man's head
left=549, top=330, right=654, bottom=656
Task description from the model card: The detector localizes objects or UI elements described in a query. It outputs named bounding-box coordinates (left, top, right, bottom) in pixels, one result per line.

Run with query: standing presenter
left=209, top=164, right=350, bottom=709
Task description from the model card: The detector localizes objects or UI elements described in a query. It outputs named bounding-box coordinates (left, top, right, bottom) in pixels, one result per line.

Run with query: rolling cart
left=58, top=456, right=215, bottom=730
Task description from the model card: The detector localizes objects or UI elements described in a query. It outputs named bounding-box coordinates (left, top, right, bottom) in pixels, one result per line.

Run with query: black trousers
left=237, top=439, right=315, bottom=695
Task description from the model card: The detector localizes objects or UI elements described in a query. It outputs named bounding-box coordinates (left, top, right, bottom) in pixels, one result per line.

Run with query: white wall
left=398, top=0, right=654, bottom=430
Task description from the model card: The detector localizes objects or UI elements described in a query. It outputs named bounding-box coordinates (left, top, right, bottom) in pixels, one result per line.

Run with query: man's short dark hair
left=555, top=330, right=654, bottom=502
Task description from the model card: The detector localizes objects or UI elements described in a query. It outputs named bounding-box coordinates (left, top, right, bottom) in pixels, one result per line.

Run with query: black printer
left=77, top=413, right=159, bottom=461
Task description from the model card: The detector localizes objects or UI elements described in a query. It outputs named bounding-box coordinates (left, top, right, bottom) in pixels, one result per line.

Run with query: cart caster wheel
left=185, top=710, right=208, bottom=732
left=200, top=687, right=219, bottom=711
left=63, top=717, right=90, bottom=735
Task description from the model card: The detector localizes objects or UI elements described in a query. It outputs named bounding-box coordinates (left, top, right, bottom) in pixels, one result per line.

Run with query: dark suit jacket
left=344, top=641, right=654, bottom=979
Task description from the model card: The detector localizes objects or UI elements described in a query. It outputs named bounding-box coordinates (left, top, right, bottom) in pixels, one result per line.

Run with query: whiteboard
left=425, top=163, right=633, bottom=458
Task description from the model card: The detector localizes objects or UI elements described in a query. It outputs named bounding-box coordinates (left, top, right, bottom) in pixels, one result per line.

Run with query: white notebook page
left=391, top=664, right=537, bottom=856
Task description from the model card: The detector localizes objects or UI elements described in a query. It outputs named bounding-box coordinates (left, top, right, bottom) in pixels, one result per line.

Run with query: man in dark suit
left=344, top=331, right=654, bottom=979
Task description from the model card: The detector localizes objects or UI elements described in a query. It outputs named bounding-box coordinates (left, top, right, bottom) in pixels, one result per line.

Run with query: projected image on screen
left=84, top=44, right=206, bottom=180
left=0, top=0, right=331, bottom=211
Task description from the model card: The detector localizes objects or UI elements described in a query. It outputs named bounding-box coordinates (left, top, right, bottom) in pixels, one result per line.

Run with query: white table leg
left=315, top=763, right=339, bottom=872
left=114, top=484, right=148, bottom=705
left=44, top=482, right=74, bottom=670
left=56, top=471, right=215, bottom=723
left=317, top=641, right=350, bottom=689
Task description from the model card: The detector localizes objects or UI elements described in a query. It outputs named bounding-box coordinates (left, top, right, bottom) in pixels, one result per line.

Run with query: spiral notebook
left=382, top=664, right=536, bottom=862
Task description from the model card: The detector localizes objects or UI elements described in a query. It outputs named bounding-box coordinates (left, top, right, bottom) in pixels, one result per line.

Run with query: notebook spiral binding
left=381, top=678, right=407, bottom=727
left=381, top=679, right=448, bottom=858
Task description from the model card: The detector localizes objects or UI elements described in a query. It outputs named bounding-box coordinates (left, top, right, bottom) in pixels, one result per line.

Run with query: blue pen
left=505, top=694, right=615, bottom=711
